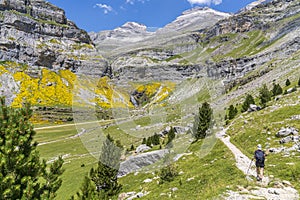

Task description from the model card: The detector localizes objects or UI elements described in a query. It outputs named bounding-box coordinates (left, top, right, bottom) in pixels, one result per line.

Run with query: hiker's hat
left=257, top=144, right=262, bottom=150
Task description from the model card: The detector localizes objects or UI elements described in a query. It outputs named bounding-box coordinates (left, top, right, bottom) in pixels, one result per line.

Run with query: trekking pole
left=246, top=158, right=253, bottom=176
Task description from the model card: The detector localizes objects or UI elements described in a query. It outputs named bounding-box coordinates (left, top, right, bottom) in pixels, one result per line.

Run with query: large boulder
left=287, top=87, right=297, bottom=94
left=280, top=136, right=293, bottom=144
left=118, top=149, right=168, bottom=177
left=276, top=127, right=298, bottom=137
left=135, top=144, right=151, bottom=153
left=248, top=104, right=261, bottom=112
left=173, top=126, right=189, bottom=134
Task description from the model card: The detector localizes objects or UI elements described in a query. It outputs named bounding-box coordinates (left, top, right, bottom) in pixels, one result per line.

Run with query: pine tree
left=228, top=105, right=237, bottom=120
left=142, top=138, right=146, bottom=144
left=146, top=137, right=152, bottom=147
left=152, top=133, right=160, bottom=145
left=241, top=94, right=255, bottom=112
left=194, top=102, right=213, bottom=140
left=0, top=97, right=64, bottom=199
left=167, top=127, right=175, bottom=144
left=271, top=83, right=283, bottom=96
left=76, top=176, right=96, bottom=200
left=259, top=84, right=272, bottom=108
left=41, top=157, right=64, bottom=199
left=77, top=134, right=122, bottom=199
left=234, top=107, right=238, bottom=116
left=130, top=144, right=135, bottom=151
left=286, top=78, right=291, bottom=86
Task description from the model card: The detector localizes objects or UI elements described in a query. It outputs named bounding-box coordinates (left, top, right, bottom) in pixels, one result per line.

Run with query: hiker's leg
left=256, top=167, right=260, bottom=179
left=260, top=167, right=264, bottom=179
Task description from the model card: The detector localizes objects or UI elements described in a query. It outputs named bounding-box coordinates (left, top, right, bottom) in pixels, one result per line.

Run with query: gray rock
left=143, top=178, right=152, bottom=183
left=0, top=73, right=19, bottom=105
left=136, top=192, right=144, bottom=198
left=276, top=127, right=298, bottom=137
left=135, top=144, right=151, bottom=153
left=173, top=126, right=188, bottom=134
left=280, top=136, right=293, bottom=144
left=248, top=104, right=261, bottom=112
left=282, top=180, right=292, bottom=187
left=118, top=192, right=128, bottom=200
left=291, top=115, right=300, bottom=120
left=287, top=87, right=296, bottom=93
left=118, top=149, right=168, bottom=177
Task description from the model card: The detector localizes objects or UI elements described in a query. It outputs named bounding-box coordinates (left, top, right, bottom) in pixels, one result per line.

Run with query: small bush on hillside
left=130, top=144, right=134, bottom=151
left=241, top=94, right=255, bottom=112
left=259, top=84, right=272, bottom=108
left=271, top=83, right=283, bottom=96
left=228, top=105, right=238, bottom=119
left=167, top=126, right=175, bottom=144
left=159, top=163, right=178, bottom=183
left=142, top=138, right=146, bottom=144
left=286, top=78, right=291, bottom=86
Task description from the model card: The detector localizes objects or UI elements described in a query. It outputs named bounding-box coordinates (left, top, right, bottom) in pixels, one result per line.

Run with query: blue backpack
left=255, top=150, right=264, bottom=163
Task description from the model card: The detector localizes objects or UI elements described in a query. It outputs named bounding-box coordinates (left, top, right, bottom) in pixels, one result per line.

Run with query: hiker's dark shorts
left=256, top=162, right=264, bottom=168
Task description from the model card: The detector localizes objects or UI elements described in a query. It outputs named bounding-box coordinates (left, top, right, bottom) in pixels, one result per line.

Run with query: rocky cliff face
left=0, top=0, right=300, bottom=109
left=90, top=7, right=231, bottom=82
left=91, top=7, right=230, bottom=56
left=89, top=22, right=154, bottom=55
left=0, top=0, right=106, bottom=73
left=103, top=0, right=300, bottom=86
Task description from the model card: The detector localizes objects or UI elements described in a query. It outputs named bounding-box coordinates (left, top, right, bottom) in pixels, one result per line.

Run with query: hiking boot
left=256, top=176, right=261, bottom=181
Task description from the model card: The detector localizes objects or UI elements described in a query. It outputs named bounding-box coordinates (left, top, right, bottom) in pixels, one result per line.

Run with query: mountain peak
left=121, top=22, right=147, bottom=30
left=158, top=7, right=231, bottom=33
left=182, top=6, right=231, bottom=17
left=239, top=0, right=273, bottom=12
left=114, top=22, right=148, bottom=34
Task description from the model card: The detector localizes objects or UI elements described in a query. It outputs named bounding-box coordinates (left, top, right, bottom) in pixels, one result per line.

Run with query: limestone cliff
left=0, top=0, right=106, bottom=73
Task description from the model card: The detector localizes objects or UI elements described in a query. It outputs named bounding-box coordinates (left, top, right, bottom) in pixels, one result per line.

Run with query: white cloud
left=126, top=0, right=134, bottom=4
left=125, top=0, right=148, bottom=5
left=187, top=0, right=222, bottom=5
left=94, top=3, right=113, bottom=14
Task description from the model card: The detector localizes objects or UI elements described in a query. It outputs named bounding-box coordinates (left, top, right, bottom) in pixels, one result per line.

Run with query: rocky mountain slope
left=100, top=0, right=300, bottom=86
left=0, top=0, right=106, bottom=74
left=89, top=22, right=154, bottom=54
left=90, top=7, right=231, bottom=57
left=0, top=0, right=299, bottom=199
left=0, top=0, right=299, bottom=117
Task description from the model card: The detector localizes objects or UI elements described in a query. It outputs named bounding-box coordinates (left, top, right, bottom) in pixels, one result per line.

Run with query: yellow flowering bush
left=12, top=69, right=75, bottom=107
left=95, top=76, right=133, bottom=108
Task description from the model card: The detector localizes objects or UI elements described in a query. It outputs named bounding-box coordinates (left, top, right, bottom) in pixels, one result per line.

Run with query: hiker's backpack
left=255, top=150, right=264, bottom=163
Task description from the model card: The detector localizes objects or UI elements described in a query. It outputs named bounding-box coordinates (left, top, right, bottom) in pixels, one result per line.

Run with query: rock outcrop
left=118, top=149, right=168, bottom=177
left=276, top=127, right=298, bottom=137
left=0, top=0, right=106, bottom=73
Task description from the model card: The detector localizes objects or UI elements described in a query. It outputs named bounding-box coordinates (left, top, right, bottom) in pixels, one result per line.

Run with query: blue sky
left=47, top=0, right=257, bottom=32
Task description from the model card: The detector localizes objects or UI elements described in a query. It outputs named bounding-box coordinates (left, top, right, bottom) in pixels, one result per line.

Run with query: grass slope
left=119, top=140, right=248, bottom=199
left=227, top=89, right=300, bottom=190
left=36, top=125, right=97, bottom=199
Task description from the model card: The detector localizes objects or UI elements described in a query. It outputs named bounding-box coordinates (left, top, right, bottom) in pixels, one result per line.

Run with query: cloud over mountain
left=94, top=3, right=114, bottom=14
left=187, top=0, right=222, bottom=5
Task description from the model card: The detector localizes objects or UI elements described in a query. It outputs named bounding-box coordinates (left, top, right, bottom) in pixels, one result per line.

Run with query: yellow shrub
left=95, top=76, right=133, bottom=108
left=12, top=69, right=75, bottom=107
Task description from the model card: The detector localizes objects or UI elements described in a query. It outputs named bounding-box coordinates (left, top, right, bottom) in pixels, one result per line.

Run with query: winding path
left=217, top=129, right=256, bottom=178
left=217, top=128, right=299, bottom=200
